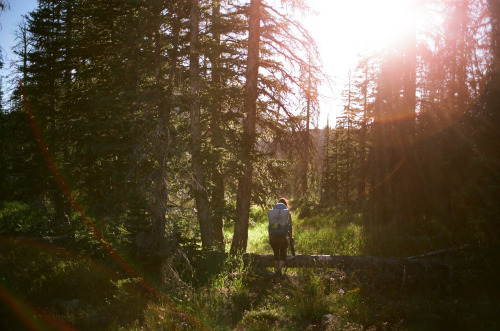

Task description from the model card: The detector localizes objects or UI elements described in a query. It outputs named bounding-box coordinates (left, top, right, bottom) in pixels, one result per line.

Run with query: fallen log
left=245, top=253, right=402, bottom=269
left=194, top=251, right=473, bottom=294
left=407, top=247, right=463, bottom=259
left=244, top=253, right=465, bottom=294
left=199, top=252, right=459, bottom=270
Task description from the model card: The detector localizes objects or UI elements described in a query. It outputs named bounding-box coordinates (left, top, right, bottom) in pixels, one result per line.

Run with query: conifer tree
left=230, top=0, right=320, bottom=253
left=190, top=0, right=213, bottom=249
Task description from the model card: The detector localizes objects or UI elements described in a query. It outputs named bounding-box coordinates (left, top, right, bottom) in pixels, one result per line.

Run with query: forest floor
left=191, top=249, right=500, bottom=330
left=1, top=204, right=500, bottom=330
left=245, top=254, right=500, bottom=330
left=0, top=235, right=499, bottom=330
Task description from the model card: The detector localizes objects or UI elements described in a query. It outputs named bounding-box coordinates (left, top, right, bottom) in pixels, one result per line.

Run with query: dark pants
left=270, top=235, right=288, bottom=261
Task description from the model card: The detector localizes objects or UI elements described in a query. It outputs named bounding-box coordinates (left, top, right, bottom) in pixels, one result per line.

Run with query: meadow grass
left=247, top=205, right=364, bottom=256
left=247, top=205, right=270, bottom=254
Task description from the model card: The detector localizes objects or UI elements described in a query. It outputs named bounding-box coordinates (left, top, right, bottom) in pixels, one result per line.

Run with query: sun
left=350, top=0, right=418, bottom=51
left=305, top=0, right=421, bottom=68
left=303, top=0, right=423, bottom=127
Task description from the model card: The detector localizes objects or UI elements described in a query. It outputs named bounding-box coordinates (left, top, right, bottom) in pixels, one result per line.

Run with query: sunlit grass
left=246, top=205, right=364, bottom=256
left=247, top=205, right=271, bottom=253
left=247, top=221, right=269, bottom=254
left=296, top=221, right=364, bottom=255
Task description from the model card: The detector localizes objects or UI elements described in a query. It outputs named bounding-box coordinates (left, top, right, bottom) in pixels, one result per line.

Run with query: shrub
left=238, top=309, right=282, bottom=330
left=0, top=201, right=47, bottom=234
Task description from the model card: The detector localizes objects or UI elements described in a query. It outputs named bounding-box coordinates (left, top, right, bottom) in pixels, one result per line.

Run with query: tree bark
left=146, top=2, right=182, bottom=254
left=151, top=24, right=170, bottom=253
left=209, top=0, right=225, bottom=251
left=345, top=74, right=352, bottom=204
left=369, top=61, right=395, bottom=228
left=301, top=60, right=312, bottom=197
left=190, top=0, right=213, bottom=249
left=230, top=0, right=261, bottom=254
left=396, top=7, right=417, bottom=223
left=358, top=63, right=368, bottom=198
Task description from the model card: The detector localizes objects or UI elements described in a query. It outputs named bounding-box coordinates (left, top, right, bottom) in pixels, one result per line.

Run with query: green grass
left=247, top=205, right=364, bottom=256
left=295, top=217, right=363, bottom=255
left=0, top=201, right=48, bottom=234
left=247, top=221, right=269, bottom=254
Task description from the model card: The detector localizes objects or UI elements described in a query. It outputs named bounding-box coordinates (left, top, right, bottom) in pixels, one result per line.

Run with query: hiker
left=268, top=198, right=294, bottom=275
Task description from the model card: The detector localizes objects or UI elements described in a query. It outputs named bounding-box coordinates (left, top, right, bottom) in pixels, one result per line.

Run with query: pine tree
left=230, top=0, right=321, bottom=253
left=231, top=0, right=261, bottom=254
left=24, top=0, right=73, bottom=224
left=319, top=119, right=333, bottom=206
left=190, top=0, right=213, bottom=249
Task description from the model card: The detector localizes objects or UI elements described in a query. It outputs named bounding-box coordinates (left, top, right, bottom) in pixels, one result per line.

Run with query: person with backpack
left=268, top=198, right=294, bottom=276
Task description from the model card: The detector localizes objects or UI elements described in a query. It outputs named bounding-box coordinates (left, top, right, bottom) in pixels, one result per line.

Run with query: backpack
left=268, top=203, right=290, bottom=236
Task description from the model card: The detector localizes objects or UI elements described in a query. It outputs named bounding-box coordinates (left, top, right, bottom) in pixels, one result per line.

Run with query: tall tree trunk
left=345, top=74, right=352, bottom=204
left=319, top=122, right=330, bottom=206
left=230, top=0, right=261, bottom=254
left=190, top=0, right=213, bottom=249
left=395, top=7, right=417, bottom=223
left=209, top=0, right=225, bottom=251
left=488, top=0, right=500, bottom=101
left=146, top=2, right=183, bottom=254
left=333, top=128, right=339, bottom=205
left=480, top=0, right=500, bottom=240
left=301, top=59, right=312, bottom=198
left=19, top=19, right=29, bottom=84
left=370, top=61, right=396, bottom=228
left=150, top=25, right=171, bottom=253
left=358, top=63, right=368, bottom=198
left=62, top=0, right=73, bottom=222
left=456, top=0, right=469, bottom=115
left=446, top=0, right=469, bottom=222
left=490, top=0, right=500, bottom=78
left=50, top=1, right=68, bottom=226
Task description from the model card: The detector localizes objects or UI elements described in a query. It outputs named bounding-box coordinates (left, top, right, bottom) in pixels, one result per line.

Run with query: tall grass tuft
left=293, top=209, right=364, bottom=255
left=247, top=205, right=271, bottom=254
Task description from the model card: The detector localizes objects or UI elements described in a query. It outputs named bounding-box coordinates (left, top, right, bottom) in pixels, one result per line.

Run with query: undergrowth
left=1, top=203, right=499, bottom=330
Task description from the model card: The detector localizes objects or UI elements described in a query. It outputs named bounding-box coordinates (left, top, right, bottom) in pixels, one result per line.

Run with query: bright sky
left=303, top=0, right=421, bottom=128
left=0, top=0, right=37, bottom=71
